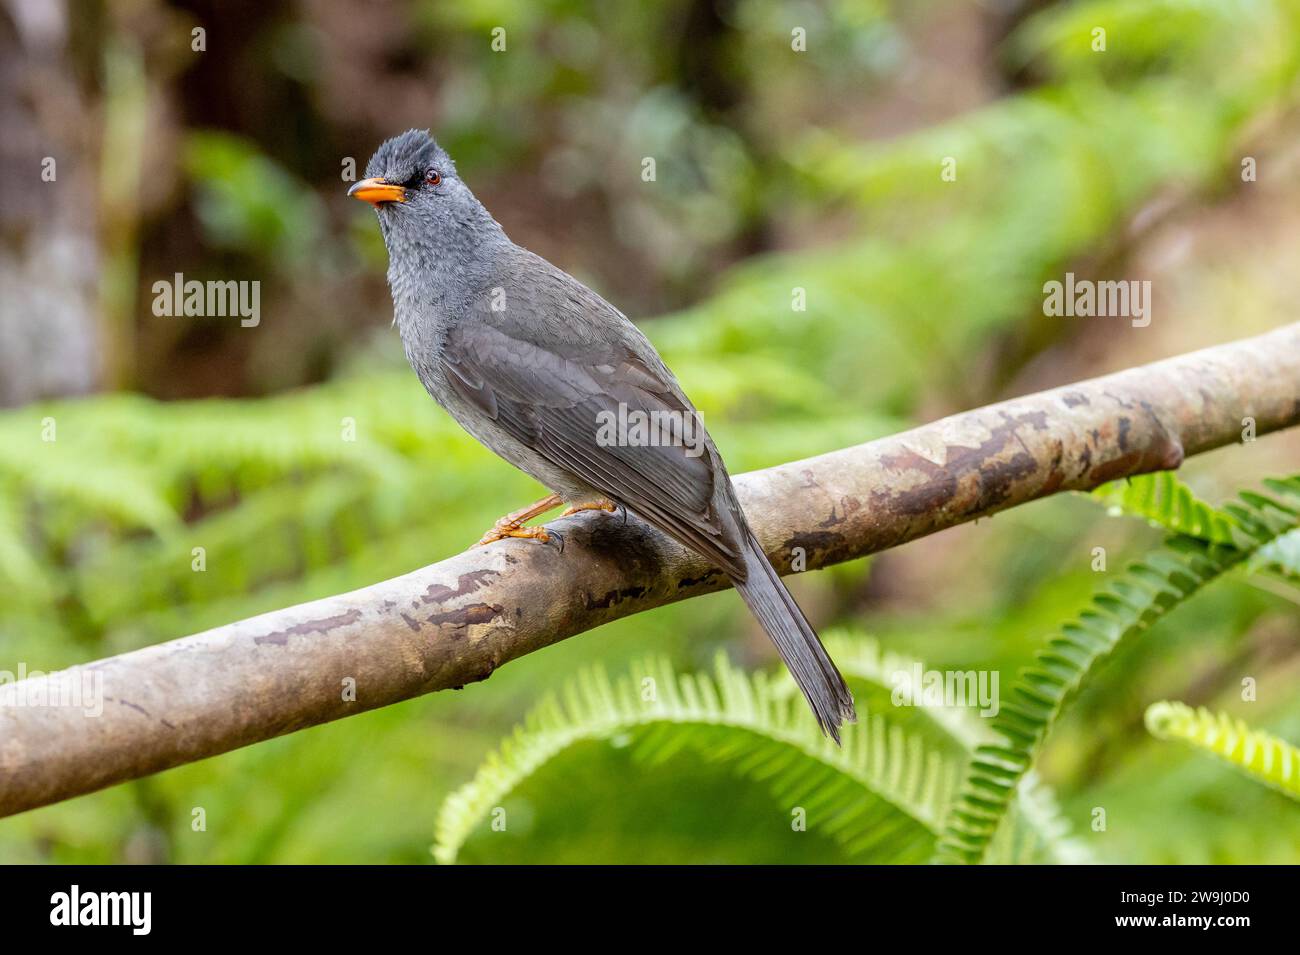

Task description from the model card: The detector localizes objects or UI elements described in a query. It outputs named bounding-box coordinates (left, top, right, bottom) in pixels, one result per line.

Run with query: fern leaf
left=1091, top=471, right=1238, bottom=544
left=936, top=475, right=1300, bottom=864
left=1145, top=701, right=1300, bottom=801
left=817, top=631, right=996, bottom=749
left=433, top=654, right=962, bottom=865
left=815, top=631, right=1091, bottom=863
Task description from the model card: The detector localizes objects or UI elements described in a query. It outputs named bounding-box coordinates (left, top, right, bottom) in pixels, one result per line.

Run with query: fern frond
left=0, top=436, right=180, bottom=536
left=935, top=475, right=1300, bottom=864
left=1003, top=771, right=1094, bottom=866
left=1145, top=701, right=1300, bottom=801
left=817, top=631, right=996, bottom=749
left=817, top=631, right=1091, bottom=864
left=1091, top=471, right=1238, bottom=544
left=433, top=654, right=963, bottom=865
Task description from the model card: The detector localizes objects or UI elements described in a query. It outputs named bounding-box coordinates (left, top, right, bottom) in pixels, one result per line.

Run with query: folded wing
left=441, top=307, right=746, bottom=580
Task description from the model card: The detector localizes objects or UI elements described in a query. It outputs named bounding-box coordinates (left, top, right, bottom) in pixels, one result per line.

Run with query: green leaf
left=936, top=474, right=1300, bottom=864
left=433, top=654, right=963, bottom=865
left=1091, top=471, right=1239, bottom=544
left=1145, top=701, right=1300, bottom=801
left=816, top=631, right=1093, bottom=864
left=435, top=644, right=1087, bottom=865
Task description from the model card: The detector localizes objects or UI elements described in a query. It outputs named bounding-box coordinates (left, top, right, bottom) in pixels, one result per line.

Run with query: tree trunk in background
left=0, top=0, right=101, bottom=405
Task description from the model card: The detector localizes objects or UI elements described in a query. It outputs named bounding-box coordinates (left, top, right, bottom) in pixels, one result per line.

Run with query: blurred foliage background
left=1, top=0, right=1299, bottom=863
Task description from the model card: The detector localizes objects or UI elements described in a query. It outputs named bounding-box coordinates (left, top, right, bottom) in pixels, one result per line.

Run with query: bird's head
left=349, top=129, right=489, bottom=245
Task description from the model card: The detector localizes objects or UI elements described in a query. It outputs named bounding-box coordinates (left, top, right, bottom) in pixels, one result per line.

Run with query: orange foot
left=474, top=493, right=562, bottom=547
left=561, top=499, right=618, bottom=518
left=475, top=523, right=553, bottom=547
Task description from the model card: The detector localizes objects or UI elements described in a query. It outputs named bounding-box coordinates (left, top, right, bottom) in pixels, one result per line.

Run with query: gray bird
left=350, top=129, right=856, bottom=741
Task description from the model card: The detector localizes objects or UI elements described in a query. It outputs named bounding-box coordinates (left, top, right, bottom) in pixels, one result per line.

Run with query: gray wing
left=441, top=270, right=746, bottom=579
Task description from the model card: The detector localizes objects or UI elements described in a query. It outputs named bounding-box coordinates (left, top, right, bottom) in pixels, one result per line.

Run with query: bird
left=350, top=129, right=856, bottom=741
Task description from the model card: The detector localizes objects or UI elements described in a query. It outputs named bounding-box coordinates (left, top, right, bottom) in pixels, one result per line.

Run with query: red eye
left=426, top=168, right=442, bottom=186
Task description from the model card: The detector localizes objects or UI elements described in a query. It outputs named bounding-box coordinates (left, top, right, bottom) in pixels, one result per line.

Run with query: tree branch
left=3, top=324, right=1298, bottom=817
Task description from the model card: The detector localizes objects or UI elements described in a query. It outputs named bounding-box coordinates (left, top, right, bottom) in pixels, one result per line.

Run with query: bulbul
left=351, top=130, right=856, bottom=741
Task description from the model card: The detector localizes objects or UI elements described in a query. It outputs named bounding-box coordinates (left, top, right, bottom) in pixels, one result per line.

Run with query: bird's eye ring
left=425, top=168, right=442, bottom=186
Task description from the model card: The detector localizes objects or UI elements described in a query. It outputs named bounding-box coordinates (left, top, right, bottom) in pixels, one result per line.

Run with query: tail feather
left=731, top=526, right=857, bottom=743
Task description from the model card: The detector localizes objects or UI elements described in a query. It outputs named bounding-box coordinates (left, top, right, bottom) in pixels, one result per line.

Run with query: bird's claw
left=560, top=498, right=618, bottom=518
left=474, top=523, right=552, bottom=547
left=472, top=497, right=614, bottom=551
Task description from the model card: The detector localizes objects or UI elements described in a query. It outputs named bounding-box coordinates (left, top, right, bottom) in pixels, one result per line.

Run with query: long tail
left=731, top=525, right=857, bottom=743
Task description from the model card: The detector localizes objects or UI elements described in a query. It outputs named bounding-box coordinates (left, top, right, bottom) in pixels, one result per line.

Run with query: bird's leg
left=561, top=498, right=618, bottom=518
left=475, top=493, right=563, bottom=546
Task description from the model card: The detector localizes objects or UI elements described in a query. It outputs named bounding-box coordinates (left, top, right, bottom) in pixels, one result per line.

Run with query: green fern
left=0, top=375, right=506, bottom=636
left=1091, top=471, right=1239, bottom=544
left=816, top=632, right=1093, bottom=864
left=1247, top=481, right=1300, bottom=580
left=434, top=654, right=968, bottom=865
left=434, top=644, right=1089, bottom=865
left=1145, top=701, right=1300, bottom=801
left=935, top=475, right=1300, bottom=864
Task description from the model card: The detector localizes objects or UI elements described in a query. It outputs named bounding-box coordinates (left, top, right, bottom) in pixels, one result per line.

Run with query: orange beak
left=348, top=177, right=407, bottom=206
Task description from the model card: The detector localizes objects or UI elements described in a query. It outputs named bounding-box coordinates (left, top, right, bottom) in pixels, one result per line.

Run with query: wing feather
left=442, top=314, right=745, bottom=577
